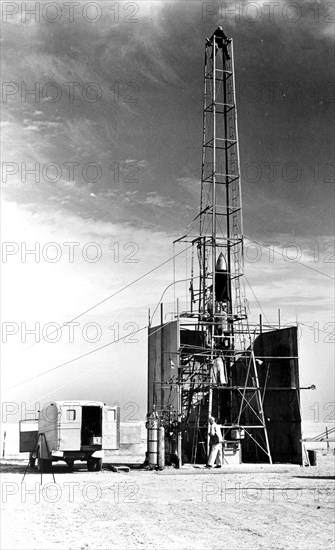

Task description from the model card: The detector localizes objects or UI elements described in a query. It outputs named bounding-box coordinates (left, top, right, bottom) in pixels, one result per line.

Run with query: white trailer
left=19, top=401, right=120, bottom=471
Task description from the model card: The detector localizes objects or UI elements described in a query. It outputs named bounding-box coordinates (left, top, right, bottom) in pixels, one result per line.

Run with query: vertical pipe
left=278, top=308, right=281, bottom=329
left=231, top=38, right=245, bottom=351
left=198, top=241, right=202, bottom=317
left=207, top=363, right=213, bottom=458
left=160, top=303, right=164, bottom=411
left=259, top=314, right=263, bottom=334
left=212, top=40, right=217, bottom=298
left=147, top=309, right=151, bottom=416
left=224, top=39, right=234, bottom=417
left=177, top=319, right=182, bottom=468
left=158, top=426, right=165, bottom=470
left=190, top=246, right=194, bottom=314
left=173, top=242, right=176, bottom=311
left=177, top=372, right=182, bottom=468
left=199, top=45, right=208, bottom=322
left=202, top=237, right=206, bottom=316
left=231, top=39, right=243, bottom=237
left=208, top=35, right=216, bottom=429
left=200, top=47, right=208, bottom=238
left=223, top=44, right=232, bottom=318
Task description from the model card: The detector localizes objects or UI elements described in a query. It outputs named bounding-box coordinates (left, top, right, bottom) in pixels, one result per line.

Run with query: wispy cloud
left=141, top=192, right=175, bottom=208
left=1, top=0, right=333, bottom=411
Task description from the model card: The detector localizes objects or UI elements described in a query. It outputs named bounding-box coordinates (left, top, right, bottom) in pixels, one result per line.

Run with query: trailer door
left=102, top=406, right=120, bottom=450
left=59, top=403, right=82, bottom=451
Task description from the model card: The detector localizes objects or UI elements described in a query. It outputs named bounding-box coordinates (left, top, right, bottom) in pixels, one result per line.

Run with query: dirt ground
left=1, top=451, right=334, bottom=550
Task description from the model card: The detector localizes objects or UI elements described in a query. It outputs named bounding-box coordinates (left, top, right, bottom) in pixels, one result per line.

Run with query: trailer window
left=66, top=409, right=76, bottom=421
left=106, top=409, right=116, bottom=422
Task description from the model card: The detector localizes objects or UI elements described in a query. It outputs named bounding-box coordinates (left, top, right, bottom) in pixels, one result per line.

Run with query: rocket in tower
left=215, top=252, right=229, bottom=304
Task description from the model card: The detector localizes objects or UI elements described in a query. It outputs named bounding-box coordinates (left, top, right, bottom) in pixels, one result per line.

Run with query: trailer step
left=110, top=465, right=130, bottom=473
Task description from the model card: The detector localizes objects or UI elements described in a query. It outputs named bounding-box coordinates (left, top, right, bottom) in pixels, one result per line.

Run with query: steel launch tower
left=147, top=33, right=302, bottom=466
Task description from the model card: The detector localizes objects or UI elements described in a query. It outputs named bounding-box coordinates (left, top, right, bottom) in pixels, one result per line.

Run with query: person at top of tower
left=206, top=26, right=231, bottom=60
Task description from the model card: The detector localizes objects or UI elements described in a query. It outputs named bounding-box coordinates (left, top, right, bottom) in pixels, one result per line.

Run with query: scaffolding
left=147, top=33, right=302, bottom=466
left=172, top=37, right=272, bottom=463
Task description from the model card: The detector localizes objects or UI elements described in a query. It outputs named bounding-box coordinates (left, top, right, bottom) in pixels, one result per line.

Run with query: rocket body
left=215, top=253, right=229, bottom=303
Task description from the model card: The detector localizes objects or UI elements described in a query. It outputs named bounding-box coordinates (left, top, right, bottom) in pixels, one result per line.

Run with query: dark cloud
left=2, top=0, right=334, bottom=237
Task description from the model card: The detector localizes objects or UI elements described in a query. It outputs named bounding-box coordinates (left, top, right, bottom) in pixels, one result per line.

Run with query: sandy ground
left=1, top=451, right=334, bottom=550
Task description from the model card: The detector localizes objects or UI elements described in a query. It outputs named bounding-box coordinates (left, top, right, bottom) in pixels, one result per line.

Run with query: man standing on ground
left=206, top=416, right=223, bottom=468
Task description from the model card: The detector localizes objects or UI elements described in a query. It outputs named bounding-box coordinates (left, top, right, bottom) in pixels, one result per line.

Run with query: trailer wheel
left=87, top=457, right=102, bottom=472
left=37, top=448, right=52, bottom=473
left=65, top=458, right=75, bottom=470
left=95, top=458, right=102, bottom=471
left=29, top=453, right=36, bottom=469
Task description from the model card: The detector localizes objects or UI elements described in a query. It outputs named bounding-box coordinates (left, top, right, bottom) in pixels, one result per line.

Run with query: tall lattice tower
left=197, top=33, right=247, bottom=354
left=148, top=32, right=302, bottom=467
left=172, top=32, right=272, bottom=464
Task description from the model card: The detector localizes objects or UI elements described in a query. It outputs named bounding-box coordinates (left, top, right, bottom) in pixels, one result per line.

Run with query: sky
left=1, top=0, right=334, bottom=426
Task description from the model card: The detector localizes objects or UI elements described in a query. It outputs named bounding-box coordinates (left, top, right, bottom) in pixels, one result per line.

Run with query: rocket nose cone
left=216, top=252, right=227, bottom=272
